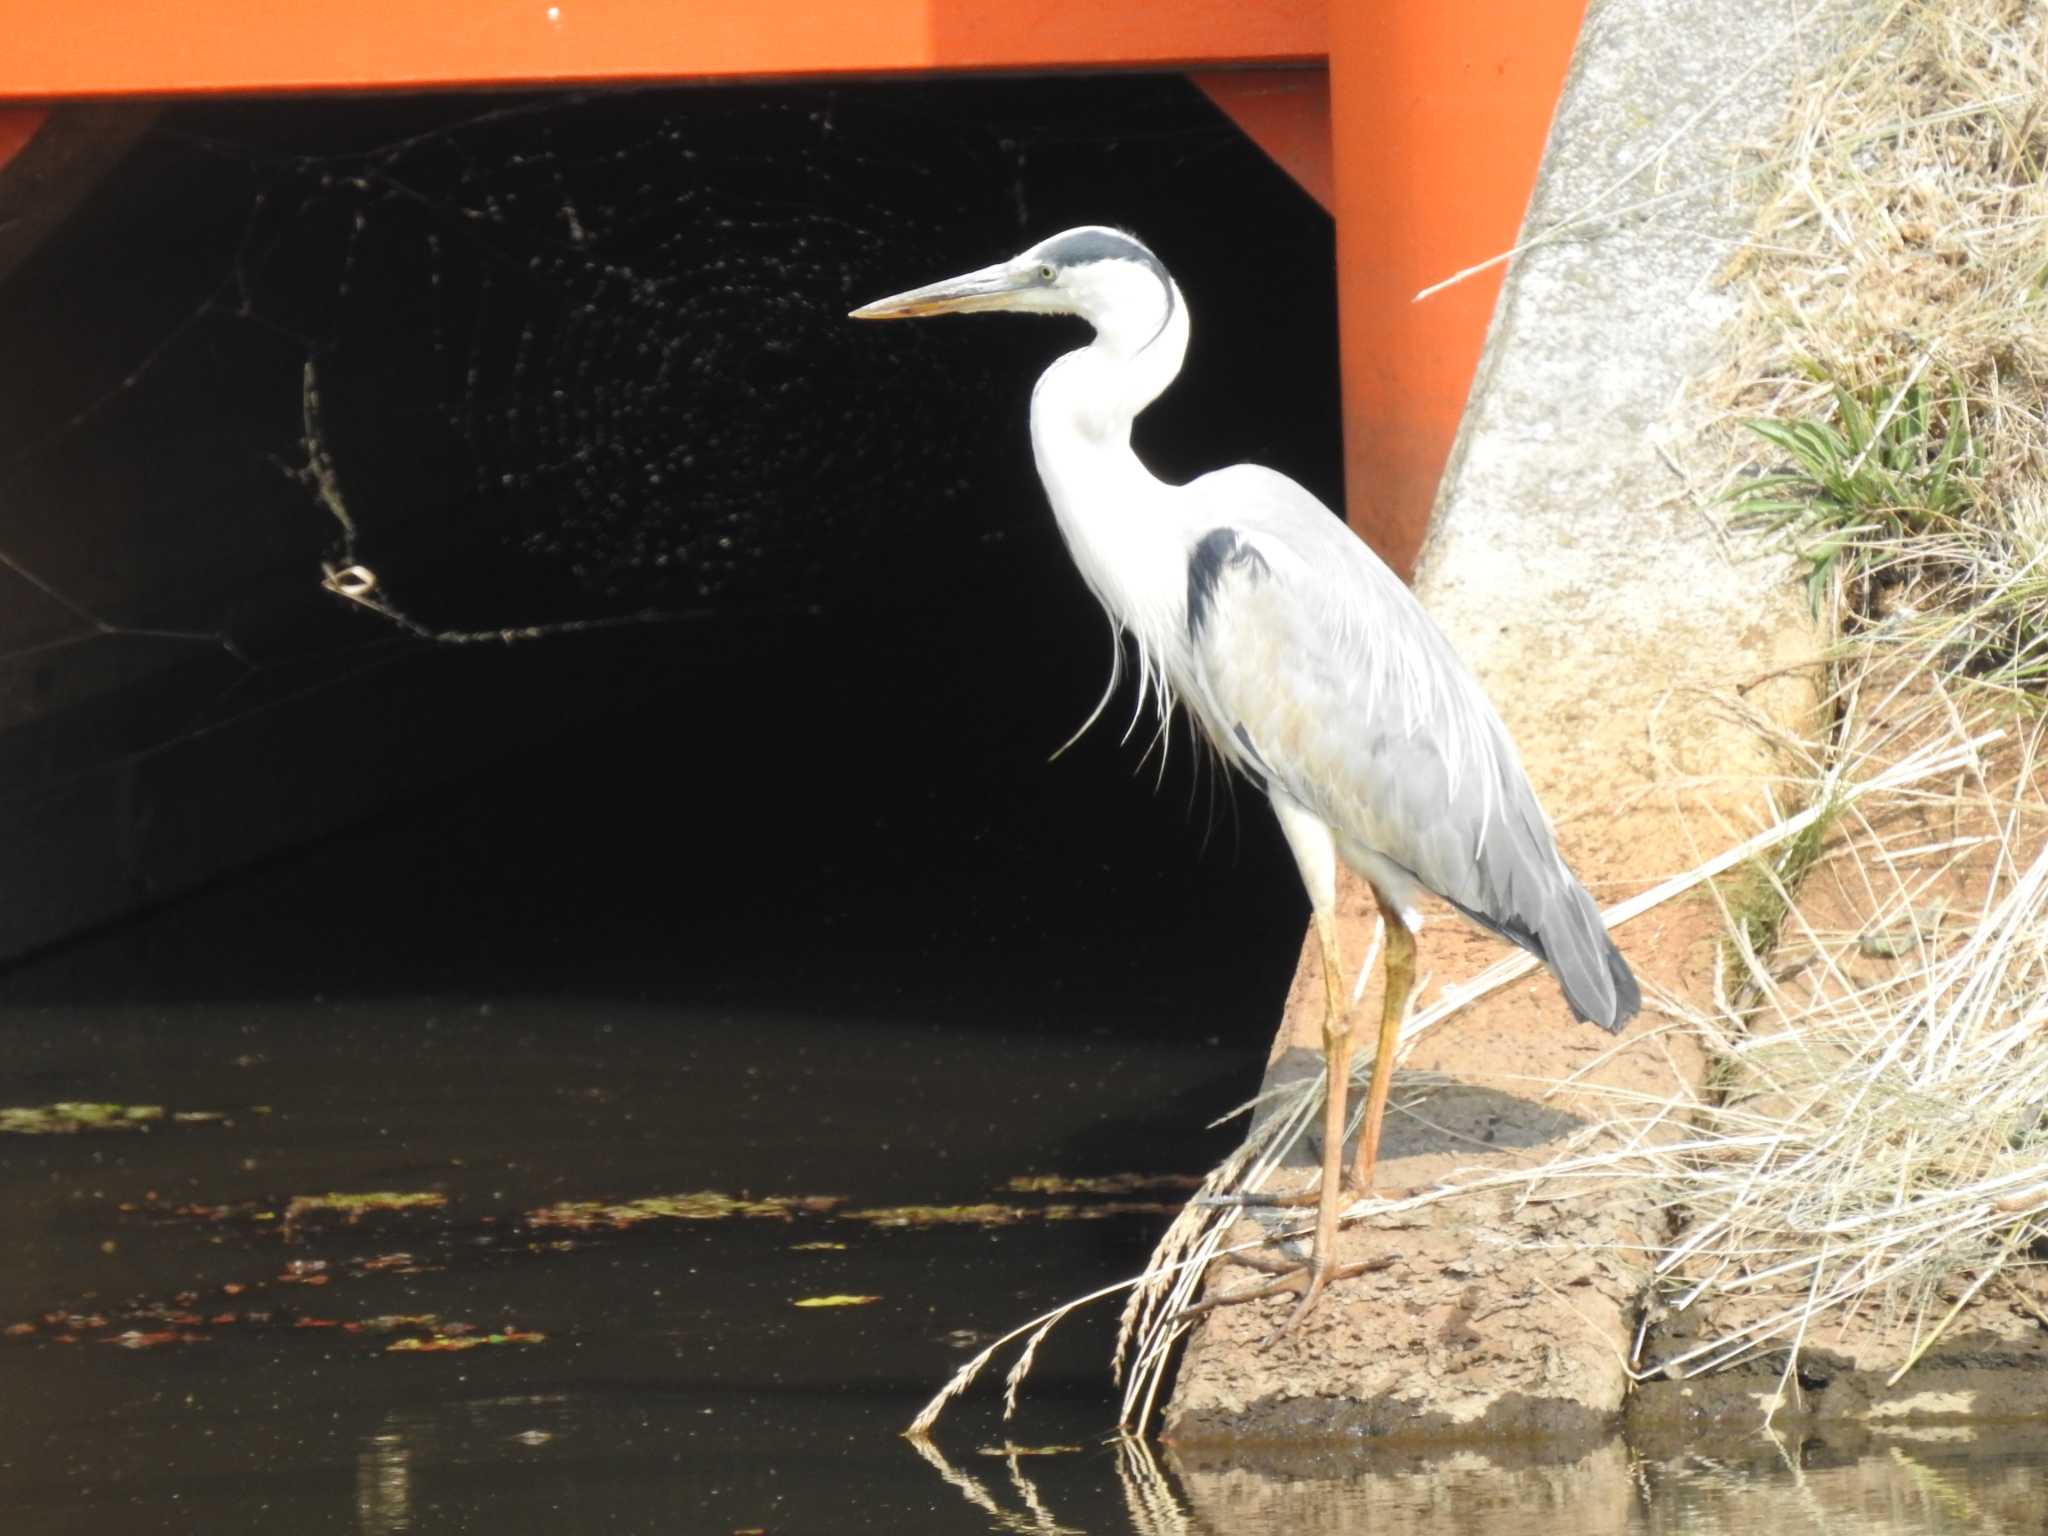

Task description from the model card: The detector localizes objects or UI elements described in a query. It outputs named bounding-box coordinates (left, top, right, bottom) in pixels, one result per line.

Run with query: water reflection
left=1633, top=1433, right=2048, bottom=1535
left=908, top=1427, right=2048, bottom=1536
left=1160, top=1437, right=1633, bottom=1535
left=910, top=1435, right=1088, bottom=1535
left=355, top=1430, right=413, bottom=1535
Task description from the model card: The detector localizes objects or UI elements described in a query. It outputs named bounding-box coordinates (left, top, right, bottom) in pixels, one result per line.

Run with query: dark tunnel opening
left=0, top=76, right=1340, bottom=1052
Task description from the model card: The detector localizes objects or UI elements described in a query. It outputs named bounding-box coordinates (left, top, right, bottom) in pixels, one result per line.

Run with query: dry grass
left=1715, top=0, right=2048, bottom=687
left=1642, top=0, right=2048, bottom=1395
left=1647, top=661, right=2048, bottom=1390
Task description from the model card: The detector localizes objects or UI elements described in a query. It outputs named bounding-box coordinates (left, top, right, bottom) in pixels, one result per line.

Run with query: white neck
left=1027, top=279, right=1195, bottom=703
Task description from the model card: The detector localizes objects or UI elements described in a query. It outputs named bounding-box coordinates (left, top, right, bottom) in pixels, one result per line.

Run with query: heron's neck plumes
left=1026, top=277, right=1196, bottom=732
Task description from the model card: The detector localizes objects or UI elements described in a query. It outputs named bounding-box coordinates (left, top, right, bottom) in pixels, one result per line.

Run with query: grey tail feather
left=1601, top=939, right=1642, bottom=1030
left=1444, top=881, right=1640, bottom=1034
left=1547, top=884, right=1639, bottom=1034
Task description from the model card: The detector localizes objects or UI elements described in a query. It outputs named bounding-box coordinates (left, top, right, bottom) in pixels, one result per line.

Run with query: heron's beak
left=849, top=260, right=1035, bottom=321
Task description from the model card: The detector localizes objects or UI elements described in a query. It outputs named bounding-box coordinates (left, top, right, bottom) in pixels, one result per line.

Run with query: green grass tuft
left=1728, top=375, right=1979, bottom=615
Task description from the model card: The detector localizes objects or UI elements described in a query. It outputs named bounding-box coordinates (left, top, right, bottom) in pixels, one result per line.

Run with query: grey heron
left=851, top=226, right=1639, bottom=1326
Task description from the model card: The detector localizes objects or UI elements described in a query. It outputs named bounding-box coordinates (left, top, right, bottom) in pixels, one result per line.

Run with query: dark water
left=0, top=992, right=1208, bottom=1531
left=4, top=986, right=2047, bottom=1534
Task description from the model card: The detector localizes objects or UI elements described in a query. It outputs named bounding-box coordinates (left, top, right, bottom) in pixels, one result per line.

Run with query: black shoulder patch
left=1186, top=528, right=1269, bottom=640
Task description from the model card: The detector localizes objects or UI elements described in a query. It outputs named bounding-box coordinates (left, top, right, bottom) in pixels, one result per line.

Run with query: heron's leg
left=1243, top=797, right=1349, bottom=1224
left=1172, top=1245, right=1402, bottom=1321
left=1182, top=897, right=1421, bottom=1332
left=1271, top=908, right=1357, bottom=1326
left=1188, top=906, right=1409, bottom=1335
left=1350, top=885, right=1417, bottom=1195
left=1220, top=903, right=1351, bottom=1222
left=1184, top=907, right=1358, bottom=1330
left=1315, top=912, right=1355, bottom=1203
left=1193, top=798, right=1383, bottom=1333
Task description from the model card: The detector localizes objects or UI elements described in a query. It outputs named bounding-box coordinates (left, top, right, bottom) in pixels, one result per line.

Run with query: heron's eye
left=1037, top=263, right=1057, bottom=283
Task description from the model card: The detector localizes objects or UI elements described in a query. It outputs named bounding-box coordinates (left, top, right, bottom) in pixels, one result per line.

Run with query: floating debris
left=1040, top=1201, right=1180, bottom=1222
left=8, top=1296, right=544, bottom=1354
left=841, top=1203, right=1029, bottom=1228
left=115, top=1196, right=274, bottom=1224
left=39, top=1312, right=107, bottom=1333
left=843, top=1200, right=1177, bottom=1228
left=284, top=1192, right=447, bottom=1226
left=352, top=1314, right=441, bottom=1333
left=387, top=1328, right=545, bottom=1353
left=0, top=1102, right=256, bottom=1134
left=104, top=1330, right=205, bottom=1349
left=0, top=1103, right=163, bottom=1135
left=354, top=1252, right=432, bottom=1275
left=525, top=1191, right=839, bottom=1231
left=1001, top=1173, right=1201, bottom=1196
left=9, top=1171, right=1184, bottom=1362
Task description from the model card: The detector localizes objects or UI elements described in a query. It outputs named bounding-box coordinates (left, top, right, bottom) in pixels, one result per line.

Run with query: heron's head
left=851, top=226, right=1177, bottom=357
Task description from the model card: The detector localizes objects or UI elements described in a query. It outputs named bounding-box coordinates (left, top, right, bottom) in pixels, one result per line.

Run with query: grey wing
left=1180, top=466, right=1636, bottom=1030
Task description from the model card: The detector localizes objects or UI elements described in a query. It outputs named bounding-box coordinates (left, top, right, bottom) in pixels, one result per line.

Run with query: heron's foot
left=1199, top=1177, right=1414, bottom=1210
left=1171, top=1248, right=1401, bottom=1344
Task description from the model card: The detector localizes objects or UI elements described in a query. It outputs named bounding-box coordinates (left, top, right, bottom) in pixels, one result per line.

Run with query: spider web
left=214, top=89, right=1008, bottom=630
left=0, top=79, right=1327, bottom=956
left=0, top=89, right=1028, bottom=803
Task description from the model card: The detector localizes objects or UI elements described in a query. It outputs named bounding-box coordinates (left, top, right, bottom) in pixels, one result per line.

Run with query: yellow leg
left=1189, top=869, right=1420, bottom=1337
left=1351, top=885, right=1417, bottom=1194
left=1278, top=910, right=1354, bottom=1328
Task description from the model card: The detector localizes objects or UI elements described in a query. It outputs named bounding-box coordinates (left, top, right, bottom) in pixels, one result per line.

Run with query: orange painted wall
left=0, top=1, right=1319, bottom=97
left=1328, top=0, right=1585, bottom=574
left=1190, top=71, right=1332, bottom=213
